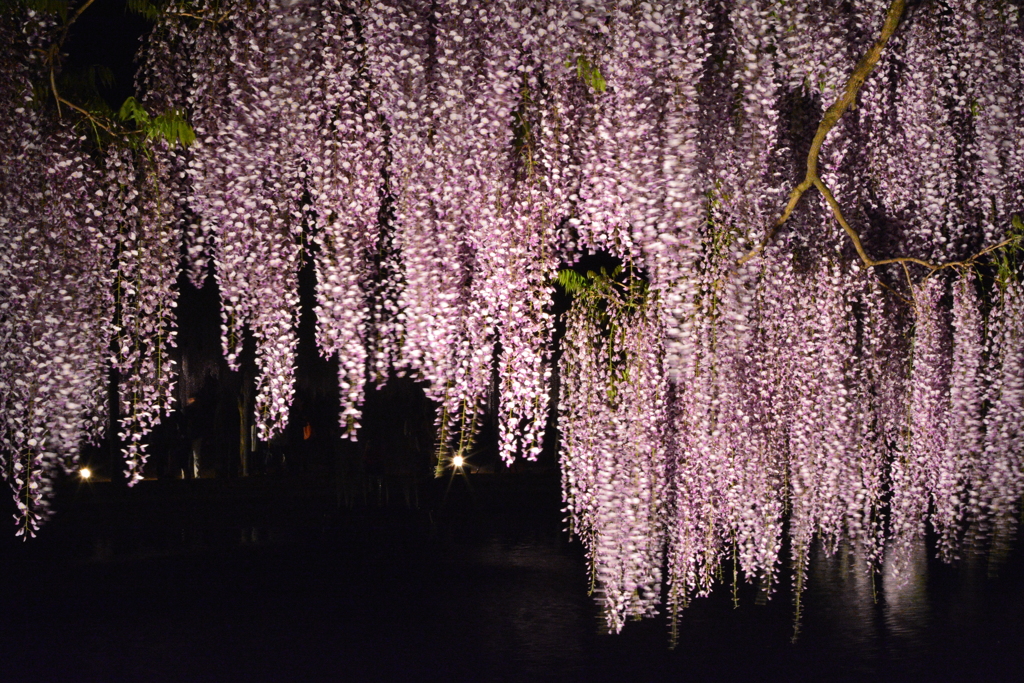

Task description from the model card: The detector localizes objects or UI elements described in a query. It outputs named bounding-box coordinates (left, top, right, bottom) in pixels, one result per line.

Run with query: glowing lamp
left=452, top=455, right=464, bottom=469
left=79, top=467, right=92, bottom=481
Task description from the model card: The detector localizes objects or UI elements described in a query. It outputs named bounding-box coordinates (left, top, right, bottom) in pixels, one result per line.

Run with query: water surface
left=1, top=474, right=1021, bottom=682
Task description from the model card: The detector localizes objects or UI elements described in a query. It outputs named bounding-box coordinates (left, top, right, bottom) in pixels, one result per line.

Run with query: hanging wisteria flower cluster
left=0, top=10, right=116, bottom=534
left=558, top=268, right=667, bottom=632
left=2, top=0, right=1024, bottom=630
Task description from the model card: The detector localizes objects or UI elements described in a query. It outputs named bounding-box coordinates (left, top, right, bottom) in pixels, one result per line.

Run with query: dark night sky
left=63, top=0, right=151, bottom=108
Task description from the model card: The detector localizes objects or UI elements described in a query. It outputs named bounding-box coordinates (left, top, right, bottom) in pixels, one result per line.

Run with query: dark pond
left=1, top=472, right=1022, bottom=682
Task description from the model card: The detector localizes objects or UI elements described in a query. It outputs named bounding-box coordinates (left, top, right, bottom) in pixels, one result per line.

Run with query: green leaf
left=56, top=65, right=116, bottom=116
left=150, top=109, right=196, bottom=147
left=118, top=98, right=196, bottom=148
left=556, top=268, right=587, bottom=294
left=118, top=96, right=151, bottom=127
left=126, top=0, right=160, bottom=21
left=573, top=56, right=607, bottom=94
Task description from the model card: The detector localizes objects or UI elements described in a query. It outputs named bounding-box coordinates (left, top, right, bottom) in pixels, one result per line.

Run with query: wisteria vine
left=2, top=0, right=1024, bottom=634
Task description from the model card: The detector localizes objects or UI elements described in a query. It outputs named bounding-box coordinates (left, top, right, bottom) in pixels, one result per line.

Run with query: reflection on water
left=801, top=535, right=1024, bottom=683
left=469, top=540, right=589, bottom=681
left=808, top=543, right=882, bottom=672
left=1, top=481, right=1022, bottom=683
left=883, top=537, right=931, bottom=660
left=807, top=538, right=935, bottom=680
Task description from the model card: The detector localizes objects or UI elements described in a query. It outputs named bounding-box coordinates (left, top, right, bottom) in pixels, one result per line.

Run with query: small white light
left=79, top=467, right=91, bottom=481
left=452, top=455, right=464, bottom=469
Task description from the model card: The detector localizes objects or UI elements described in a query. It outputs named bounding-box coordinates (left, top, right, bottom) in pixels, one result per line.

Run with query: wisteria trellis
left=2, top=0, right=1024, bottom=631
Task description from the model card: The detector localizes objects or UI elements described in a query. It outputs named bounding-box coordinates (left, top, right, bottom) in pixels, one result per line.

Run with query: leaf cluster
left=993, top=214, right=1024, bottom=291
left=118, top=96, right=196, bottom=148
left=6, top=0, right=197, bottom=152
left=53, top=63, right=115, bottom=113
left=557, top=264, right=651, bottom=402
left=126, top=0, right=160, bottom=21
left=557, top=264, right=648, bottom=308
left=570, top=55, right=607, bottom=93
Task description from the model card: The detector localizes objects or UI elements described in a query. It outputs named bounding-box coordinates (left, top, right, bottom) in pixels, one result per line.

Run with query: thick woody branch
left=62, top=0, right=98, bottom=40
left=166, top=10, right=231, bottom=25
left=738, top=0, right=1016, bottom=280
left=813, top=177, right=931, bottom=270
left=739, top=0, right=907, bottom=266
left=816, top=173, right=1019, bottom=275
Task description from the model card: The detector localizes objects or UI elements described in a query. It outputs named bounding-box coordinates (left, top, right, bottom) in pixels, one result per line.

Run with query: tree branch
left=40, top=0, right=127, bottom=140
left=165, top=9, right=232, bottom=25
left=54, top=0, right=99, bottom=57
left=738, top=0, right=1017, bottom=280
left=901, top=262, right=916, bottom=305
left=48, top=55, right=63, bottom=118
left=68, top=0, right=99, bottom=27
left=817, top=167, right=1019, bottom=275
left=47, top=44, right=115, bottom=135
left=55, top=91, right=116, bottom=135
left=739, top=0, right=908, bottom=266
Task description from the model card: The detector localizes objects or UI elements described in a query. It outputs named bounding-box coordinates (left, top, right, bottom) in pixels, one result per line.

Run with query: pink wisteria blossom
left=2, top=0, right=1024, bottom=634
